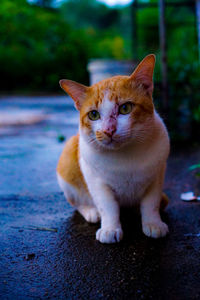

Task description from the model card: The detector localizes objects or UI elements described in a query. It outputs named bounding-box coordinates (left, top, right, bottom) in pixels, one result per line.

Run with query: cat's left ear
left=59, top=79, right=88, bottom=110
left=130, top=54, right=156, bottom=95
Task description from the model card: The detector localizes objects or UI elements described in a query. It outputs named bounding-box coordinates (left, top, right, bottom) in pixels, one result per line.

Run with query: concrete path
left=0, top=96, right=200, bottom=299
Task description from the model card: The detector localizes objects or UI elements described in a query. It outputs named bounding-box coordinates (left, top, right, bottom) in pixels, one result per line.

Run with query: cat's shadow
left=67, top=207, right=169, bottom=243
left=55, top=208, right=169, bottom=298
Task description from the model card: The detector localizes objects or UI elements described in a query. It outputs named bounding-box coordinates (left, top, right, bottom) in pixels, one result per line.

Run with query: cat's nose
left=103, top=128, right=116, bottom=137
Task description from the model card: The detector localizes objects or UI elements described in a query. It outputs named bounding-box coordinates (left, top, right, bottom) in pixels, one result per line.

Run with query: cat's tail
left=160, top=193, right=169, bottom=211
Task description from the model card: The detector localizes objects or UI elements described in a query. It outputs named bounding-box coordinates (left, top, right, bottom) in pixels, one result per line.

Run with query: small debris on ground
left=57, top=134, right=65, bottom=142
left=184, top=233, right=200, bottom=237
left=25, top=253, right=36, bottom=261
left=180, top=192, right=200, bottom=201
left=27, top=226, right=58, bottom=232
left=11, top=226, right=58, bottom=232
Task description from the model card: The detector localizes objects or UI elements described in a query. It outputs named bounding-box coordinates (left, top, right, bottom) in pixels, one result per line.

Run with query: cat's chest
left=81, top=150, right=155, bottom=205
left=97, top=164, right=153, bottom=204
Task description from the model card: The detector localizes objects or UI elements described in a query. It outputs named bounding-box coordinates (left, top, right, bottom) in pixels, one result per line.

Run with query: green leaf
left=57, top=134, right=65, bottom=143
left=189, top=164, right=200, bottom=171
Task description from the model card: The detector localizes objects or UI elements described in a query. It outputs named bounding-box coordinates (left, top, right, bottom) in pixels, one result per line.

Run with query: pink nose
left=103, top=127, right=116, bottom=137
left=103, top=116, right=117, bottom=137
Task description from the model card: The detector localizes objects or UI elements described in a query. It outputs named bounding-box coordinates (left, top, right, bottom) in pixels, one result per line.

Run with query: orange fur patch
left=57, top=134, right=88, bottom=192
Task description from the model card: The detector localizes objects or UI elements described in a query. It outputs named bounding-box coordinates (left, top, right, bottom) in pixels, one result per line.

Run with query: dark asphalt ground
left=0, top=96, right=200, bottom=300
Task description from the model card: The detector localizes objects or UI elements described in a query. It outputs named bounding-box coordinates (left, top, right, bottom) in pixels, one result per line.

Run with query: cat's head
left=60, top=54, right=156, bottom=150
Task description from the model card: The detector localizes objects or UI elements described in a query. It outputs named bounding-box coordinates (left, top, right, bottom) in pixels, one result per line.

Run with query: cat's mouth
left=97, top=134, right=134, bottom=150
left=103, top=136, right=113, bottom=144
left=98, top=136, right=122, bottom=149
left=93, top=132, right=128, bottom=150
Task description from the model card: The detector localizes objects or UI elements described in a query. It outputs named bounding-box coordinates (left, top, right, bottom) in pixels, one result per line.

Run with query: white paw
left=142, top=221, right=169, bottom=238
left=96, top=227, right=123, bottom=244
left=84, top=207, right=100, bottom=223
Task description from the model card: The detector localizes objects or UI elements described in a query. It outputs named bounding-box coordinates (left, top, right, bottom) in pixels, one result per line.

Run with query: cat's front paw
left=142, top=221, right=169, bottom=238
left=96, top=227, right=123, bottom=244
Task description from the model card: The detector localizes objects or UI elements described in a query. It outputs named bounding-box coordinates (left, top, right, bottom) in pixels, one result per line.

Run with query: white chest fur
left=79, top=113, right=169, bottom=207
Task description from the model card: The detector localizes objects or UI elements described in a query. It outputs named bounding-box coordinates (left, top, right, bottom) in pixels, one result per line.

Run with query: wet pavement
left=0, top=96, right=200, bottom=300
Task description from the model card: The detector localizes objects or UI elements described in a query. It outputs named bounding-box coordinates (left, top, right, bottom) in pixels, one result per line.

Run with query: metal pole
left=159, top=0, right=169, bottom=115
left=132, top=0, right=138, bottom=61
left=196, top=0, right=200, bottom=61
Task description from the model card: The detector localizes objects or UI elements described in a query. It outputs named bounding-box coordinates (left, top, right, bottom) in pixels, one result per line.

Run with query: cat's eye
left=88, top=110, right=100, bottom=121
left=119, top=102, right=133, bottom=115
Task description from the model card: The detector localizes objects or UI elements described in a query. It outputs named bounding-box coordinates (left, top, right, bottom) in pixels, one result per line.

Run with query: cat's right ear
left=59, top=79, right=88, bottom=110
left=129, top=54, right=156, bottom=96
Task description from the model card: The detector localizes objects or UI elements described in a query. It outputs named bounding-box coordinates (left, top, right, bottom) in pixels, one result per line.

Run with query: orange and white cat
left=57, top=54, right=170, bottom=244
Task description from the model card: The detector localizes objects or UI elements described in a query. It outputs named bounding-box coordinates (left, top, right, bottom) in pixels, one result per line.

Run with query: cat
left=57, top=54, right=170, bottom=244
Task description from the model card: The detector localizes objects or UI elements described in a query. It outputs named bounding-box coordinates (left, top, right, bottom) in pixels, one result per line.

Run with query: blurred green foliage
left=0, top=0, right=132, bottom=92
left=189, top=163, right=200, bottom=177
left=60, top=0, right=132, bottom=59
left=135, top=0, right=200, bottom=135
left=0, top=0, right=200, bottom=135
left=0, top=0, right=91, bottom=91
left=165, top=5, right=200, bottom=130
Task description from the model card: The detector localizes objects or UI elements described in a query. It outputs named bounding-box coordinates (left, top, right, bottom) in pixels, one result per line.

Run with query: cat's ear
left=59, top=79, right=88, bottom=110
left=130, top=54, right=156, bottom=95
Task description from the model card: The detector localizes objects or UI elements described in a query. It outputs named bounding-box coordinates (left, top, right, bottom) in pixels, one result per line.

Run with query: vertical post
left=132, top=0, right=138, bottom=61
left=159, top=0, right=169, bottom=116
left=196, top=0, right=200, bottom=61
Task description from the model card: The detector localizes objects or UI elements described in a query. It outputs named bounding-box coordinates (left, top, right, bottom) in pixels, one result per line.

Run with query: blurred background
left=0, top=0, right=200, bottom=141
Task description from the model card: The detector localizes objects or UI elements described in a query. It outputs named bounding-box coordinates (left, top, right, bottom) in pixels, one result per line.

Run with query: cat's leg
left=95, top=186, right=123, bottom=243
left=77, top=205, right=100, bottom=223
left=80, top=156, right=122, bottom=243
left=86, top=178, right=123, bottom=243
left=57, top=173, right=100, bottom=223
left=140, top=166, right=169, bottom=238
